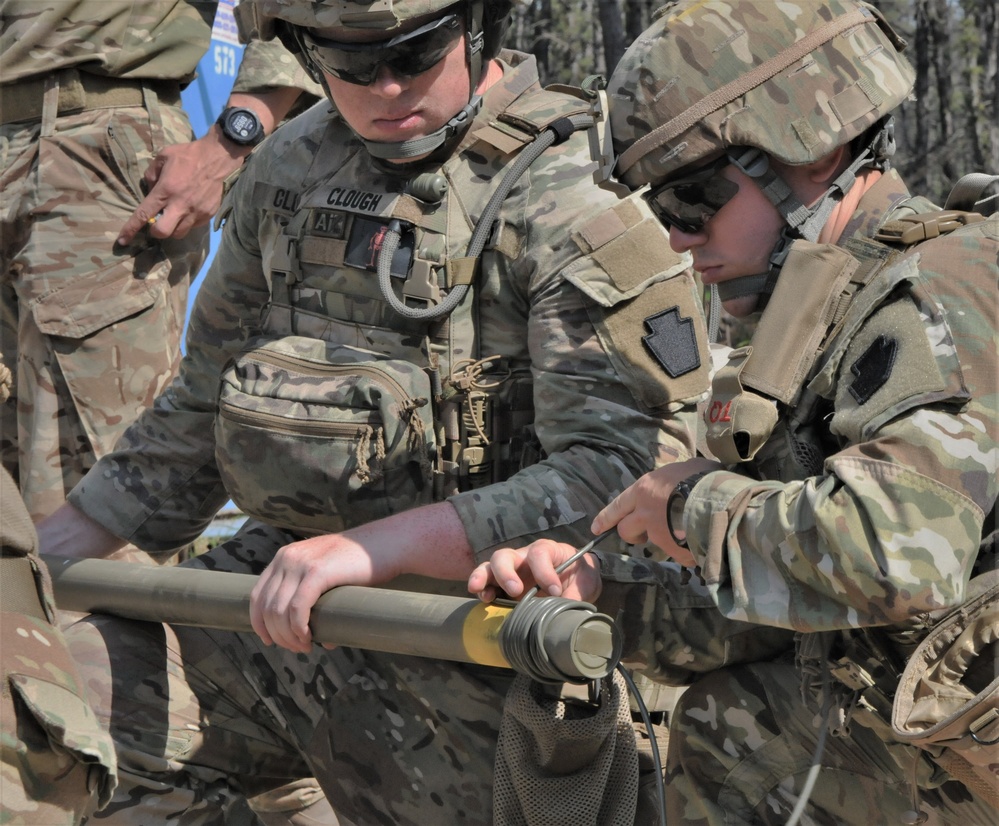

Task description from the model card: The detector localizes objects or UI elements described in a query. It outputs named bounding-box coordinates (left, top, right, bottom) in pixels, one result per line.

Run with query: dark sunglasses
left=302, top=13, right=463, bottom=86
left=644, top=154, right=741, bottom=233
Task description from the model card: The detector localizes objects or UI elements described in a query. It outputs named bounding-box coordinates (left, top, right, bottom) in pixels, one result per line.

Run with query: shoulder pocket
left=563, top=200, right=708, bottom=409
left=215, top=335, right=436, bottom=534
left=829, top=291, right=966, bottom=443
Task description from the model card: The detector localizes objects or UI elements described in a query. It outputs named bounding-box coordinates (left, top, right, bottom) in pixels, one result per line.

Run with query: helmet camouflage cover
left=610, top=0, right=916, bottom=189
left=238, top=0, right=514, bottom=56
left=247, top=0, right=463, bottom=33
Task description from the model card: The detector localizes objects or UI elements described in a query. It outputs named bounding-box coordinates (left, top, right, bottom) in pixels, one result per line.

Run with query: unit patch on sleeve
left=848, top=334, right=898, bottom=405
left=642, top=307, right=701, bottom=378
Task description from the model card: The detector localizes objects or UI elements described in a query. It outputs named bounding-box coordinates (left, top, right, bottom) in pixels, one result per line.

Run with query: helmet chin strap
left=363, top=95, right=483, bottom=160
left=715, top=120, right=895, bottom=312
left=356, top=0, right=488, bottom=162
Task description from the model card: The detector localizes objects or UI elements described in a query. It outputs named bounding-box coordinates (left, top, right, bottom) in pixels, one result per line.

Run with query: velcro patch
left=849, top=334, right=898, bottom=404
left=642, top=307, right=701, bottom=378
left=345, top=217, right=413, bottom=277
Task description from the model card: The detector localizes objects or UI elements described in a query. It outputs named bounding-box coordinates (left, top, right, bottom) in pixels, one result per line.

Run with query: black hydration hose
left=377, top=114, right=591, bottom=321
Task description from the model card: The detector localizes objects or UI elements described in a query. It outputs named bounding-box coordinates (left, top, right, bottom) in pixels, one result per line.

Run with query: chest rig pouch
left=215, top=91, right=600, bottom=535
left=706, top=199, right=990, bottom=481
left=705, top=239, right=894, bottom=478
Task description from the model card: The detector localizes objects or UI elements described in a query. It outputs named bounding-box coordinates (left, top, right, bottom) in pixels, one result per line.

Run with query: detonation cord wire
left=500, top=529, right=616, bottom=684
left=500, top=529, right=667, bottom=826
left=785, top=651, right=833, bottom=826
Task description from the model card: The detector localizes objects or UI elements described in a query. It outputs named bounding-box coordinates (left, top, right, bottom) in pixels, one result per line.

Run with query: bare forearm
left=37, top=502, right=127, bottom=559
left=344, top=501, right=477, bottom=583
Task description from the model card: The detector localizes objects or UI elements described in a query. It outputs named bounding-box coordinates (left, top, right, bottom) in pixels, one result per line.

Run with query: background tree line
left=505, top=0, right=998, bottom=205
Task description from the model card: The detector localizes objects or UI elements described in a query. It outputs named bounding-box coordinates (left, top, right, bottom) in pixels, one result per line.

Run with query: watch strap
left=666, top=470, right=712, bottom=549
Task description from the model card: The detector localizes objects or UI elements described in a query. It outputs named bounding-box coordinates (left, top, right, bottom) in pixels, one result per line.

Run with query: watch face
left=220, top=108, right=262, bottom=144
left=229, top=111, right=257, bottom=140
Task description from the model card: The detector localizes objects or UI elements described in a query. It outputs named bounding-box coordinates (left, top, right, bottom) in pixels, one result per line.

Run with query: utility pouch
left=705, top=241, right=862, bottom=463
left=891, top=570, right=999, bottom=808
left=215, top=335, right=436, bottom=535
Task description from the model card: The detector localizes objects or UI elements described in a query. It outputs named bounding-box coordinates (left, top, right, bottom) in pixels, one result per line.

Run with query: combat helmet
left=237, top=0, right=516, bottom=159
left=608, top=0, right=915, bottom=305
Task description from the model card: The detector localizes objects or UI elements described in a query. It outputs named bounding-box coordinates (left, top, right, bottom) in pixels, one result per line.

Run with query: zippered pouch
left=215, top=335, right=436, bottom=534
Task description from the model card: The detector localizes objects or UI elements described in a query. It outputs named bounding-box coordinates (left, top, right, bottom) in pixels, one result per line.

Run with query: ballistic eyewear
left=302, top=13, right=463, bottom=86
left=644, top=154, right=741, bottom=234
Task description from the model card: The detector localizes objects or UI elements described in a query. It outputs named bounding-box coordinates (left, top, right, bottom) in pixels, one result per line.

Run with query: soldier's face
left=667, top=163, right=785, bottom=317
left=316, top=16, right=472, bottom=161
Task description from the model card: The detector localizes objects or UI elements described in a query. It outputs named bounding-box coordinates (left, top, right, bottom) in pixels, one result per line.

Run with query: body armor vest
left=213, top=84, right=602, bottom=533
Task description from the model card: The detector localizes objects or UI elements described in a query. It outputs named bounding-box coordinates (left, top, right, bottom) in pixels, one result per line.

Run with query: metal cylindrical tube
left=41, top=556, right=620, bottom=680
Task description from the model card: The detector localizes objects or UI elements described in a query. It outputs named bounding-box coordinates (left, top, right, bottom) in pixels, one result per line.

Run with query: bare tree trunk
left=597, top=0, right=628, bottom=76
left=929, top=0, right=957, bottom=186
left=625, top=0, right=652, bottom=43
left=972, top=0, right=999, bottom=172
left=912, top=0, right=932, bottom=193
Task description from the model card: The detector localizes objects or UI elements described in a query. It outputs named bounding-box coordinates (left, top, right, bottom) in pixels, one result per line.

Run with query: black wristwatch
left=666, top=471, right=711, bottom=549
left=216, top=106, right=265, bottom=147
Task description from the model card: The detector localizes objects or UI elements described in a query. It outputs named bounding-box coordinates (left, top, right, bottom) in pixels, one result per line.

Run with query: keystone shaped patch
left=849, top=334, right=898, bottom=405
left=642, top=307, right=701, bottom=378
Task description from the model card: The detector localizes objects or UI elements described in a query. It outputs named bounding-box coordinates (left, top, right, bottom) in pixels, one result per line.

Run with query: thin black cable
left=506, top=529, right=668, bottom=826
left=500, top=529, right=616, bottom=684
left=618, top=664, right=668, bottom=826
left=784, top=658, right=833, bottom=826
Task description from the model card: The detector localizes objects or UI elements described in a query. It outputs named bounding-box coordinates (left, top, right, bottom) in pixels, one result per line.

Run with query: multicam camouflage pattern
left=0, top=0, right=320, bottom=548
left=0, top=99, right=205, bottom=544
left=236, top=38, right=325, bottom=99
left=601, top=1, right=997, bottom=818
left=214, top=334, right=438, bottom=534
left=65, top=52, right=704, bottom=822
left=608, top=0, right=915, bottom=187
left=1, top=468, right=117, bottom=825
left=66, top=520, right=512, bottom=825
left=71, top=51, right=703, bottom=556
left=246, top=0, right=474, bottom=33
left=663, top=658, right=998, bottom=826
left=682, top=171, right=997, bottom=634
left=0, top=0, right=316, bottom=93
left=598, top=173, right=998, bottom=820
left=0, top=0, right=212, bottom=84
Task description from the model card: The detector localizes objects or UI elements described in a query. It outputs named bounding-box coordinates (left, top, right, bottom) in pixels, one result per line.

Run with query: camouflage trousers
left=65, top=520, right=511, bottom=825
left=1, top=607, right=117, bottom=826
left=0, top=92, right=207, bottom=559
left=665, top=658, right=993, bottom=825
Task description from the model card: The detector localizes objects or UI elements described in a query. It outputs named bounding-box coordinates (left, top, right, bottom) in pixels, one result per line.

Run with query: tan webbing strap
left=446, top=257, right=480, bottom=287
left=0, top=70, right=182, bottom=125
left=933, top=750, right=999, bottom=810
left=944, top=173, right=999, bottom=212
left=617, top=8, right=871, bottom=177
left=0, top=555, right=47, bottom=621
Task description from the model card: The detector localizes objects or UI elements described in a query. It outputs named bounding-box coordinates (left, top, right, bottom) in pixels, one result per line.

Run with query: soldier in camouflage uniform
left=471, top=1, right=998, bottom=823
left=0, top=5, right=339, bottom=824
left=38, top=0, right=709, bottom=822
left=0, top=0, right=318, bottom=549
left=1, top=367, right=116, bottom=823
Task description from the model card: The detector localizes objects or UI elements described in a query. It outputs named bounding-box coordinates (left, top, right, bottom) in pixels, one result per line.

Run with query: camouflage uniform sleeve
left=450, top=166, right=710, bottom=558
left=66, top=123, right=311, bottom=550
left=593, top=551, right=795, bottom=684
left=231, top=38, right=324, bottom=100
left=683, top=220, right=999, bottom=632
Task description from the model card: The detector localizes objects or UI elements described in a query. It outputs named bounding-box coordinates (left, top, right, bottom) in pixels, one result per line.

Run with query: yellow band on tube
left=461, top=602, right=512, bottom=668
